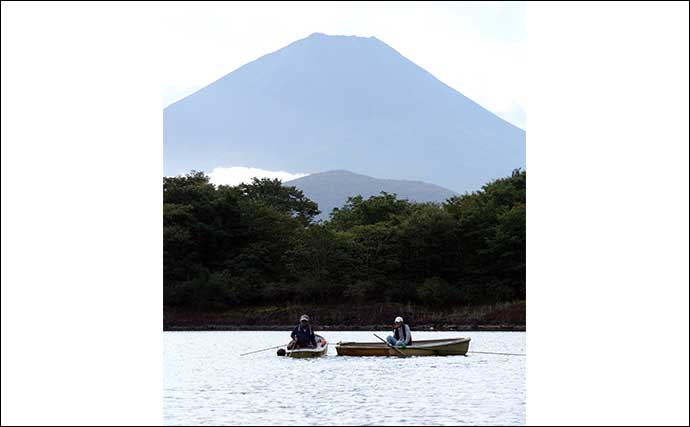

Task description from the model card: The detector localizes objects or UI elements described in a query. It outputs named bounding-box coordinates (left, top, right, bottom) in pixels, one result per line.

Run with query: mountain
left=285, top=169, right=457, bottom=220
left=164, top=32, right=525, bottom=193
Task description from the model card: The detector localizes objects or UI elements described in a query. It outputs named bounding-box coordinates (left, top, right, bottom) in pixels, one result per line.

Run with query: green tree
left=417, top=277, right=452, bottom=306
left=444, top=169, right=525, bottom=280
left=163, top=170, right=526, bottom=311
left=397, top=204, right=462, bottom=282
left=329, top=192, right=412, bottom=231
left=237, top=178, right=320, bottom=226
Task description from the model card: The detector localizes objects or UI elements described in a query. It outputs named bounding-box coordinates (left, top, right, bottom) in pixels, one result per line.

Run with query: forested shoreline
left=164, top=301, right=525, bottom=331
left=164, top=170, right=525, bottom=328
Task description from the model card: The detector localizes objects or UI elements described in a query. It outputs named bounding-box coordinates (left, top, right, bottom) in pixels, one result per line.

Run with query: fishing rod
left=468, top=351, right=526, bottom=356
left=239, top=344, right=286, bottom=356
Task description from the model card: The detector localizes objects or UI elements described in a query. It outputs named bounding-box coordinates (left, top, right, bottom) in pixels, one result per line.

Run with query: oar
left=239, top=344, right=286, bottom=356
left=373, top=333, right=407, bottom=358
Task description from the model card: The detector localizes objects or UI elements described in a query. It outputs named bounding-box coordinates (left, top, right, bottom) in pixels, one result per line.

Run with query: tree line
left=164, top=170, right=525, bottom=310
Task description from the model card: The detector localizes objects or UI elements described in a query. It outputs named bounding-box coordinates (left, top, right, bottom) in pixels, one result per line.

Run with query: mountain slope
left=164, top=32, right=525, bottom=192
left=285, top=170, right=457, bottom=220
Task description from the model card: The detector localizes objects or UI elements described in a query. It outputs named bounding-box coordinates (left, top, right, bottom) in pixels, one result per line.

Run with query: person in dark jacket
left=288, top=314, right=317, bottom=349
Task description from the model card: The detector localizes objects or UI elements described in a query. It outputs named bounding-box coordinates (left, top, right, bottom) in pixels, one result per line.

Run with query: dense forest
left=164, top=170, right=525, bottom=316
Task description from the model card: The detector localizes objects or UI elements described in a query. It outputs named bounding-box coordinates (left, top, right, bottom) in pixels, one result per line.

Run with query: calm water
left=164, top=331, right=525, bottom=426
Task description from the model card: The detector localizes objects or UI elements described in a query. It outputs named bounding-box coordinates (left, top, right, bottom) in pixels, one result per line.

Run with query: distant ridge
left=285, top=170, right=457, bottom=220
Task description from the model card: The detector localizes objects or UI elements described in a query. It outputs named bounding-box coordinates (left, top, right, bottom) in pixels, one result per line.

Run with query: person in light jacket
left=386, top=316, right=412, bottom=347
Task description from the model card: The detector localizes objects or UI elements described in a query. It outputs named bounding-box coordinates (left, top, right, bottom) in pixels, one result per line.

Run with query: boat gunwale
left=287, top=345, right=328, bottom=354
left=336, top=337, right=470, bottom=350
left=285, top=334, right=328, bottom=357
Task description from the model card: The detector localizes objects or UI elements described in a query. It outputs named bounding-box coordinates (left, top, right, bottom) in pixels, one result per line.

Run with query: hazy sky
left=161, top=1, right=526, bottom=129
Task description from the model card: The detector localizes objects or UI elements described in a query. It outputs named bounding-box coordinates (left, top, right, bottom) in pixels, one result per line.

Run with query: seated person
left=288, top=314, right=317, bottom=349
left=386, top=316, right=412, bottom=347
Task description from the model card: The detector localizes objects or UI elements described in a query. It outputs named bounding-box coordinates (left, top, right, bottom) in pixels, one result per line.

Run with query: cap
left=300, top=314, right=310, bottom=322
left=395, top=316, right=403, bottom=323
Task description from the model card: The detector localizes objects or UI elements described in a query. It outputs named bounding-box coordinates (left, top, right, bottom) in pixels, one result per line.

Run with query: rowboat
left=335, top=337, right=471, bottom=357
left=284, top=335, right=329, bottom=358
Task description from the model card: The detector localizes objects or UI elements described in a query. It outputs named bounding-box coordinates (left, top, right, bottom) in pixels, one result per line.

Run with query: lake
left=164, top=331, right=525, bottom=426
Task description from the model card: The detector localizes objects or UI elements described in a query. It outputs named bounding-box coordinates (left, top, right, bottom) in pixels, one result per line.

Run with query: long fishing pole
left=239, top=344, right=286, bottom=356
left=468, top=351, right=526, bottom=356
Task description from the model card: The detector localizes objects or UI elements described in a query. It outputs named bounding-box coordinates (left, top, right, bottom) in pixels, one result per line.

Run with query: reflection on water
left=164, top=331, right=525, bottom=426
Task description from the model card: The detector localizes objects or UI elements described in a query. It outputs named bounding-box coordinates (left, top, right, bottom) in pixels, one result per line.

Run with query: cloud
left=207, top=167, right=308, bottom=186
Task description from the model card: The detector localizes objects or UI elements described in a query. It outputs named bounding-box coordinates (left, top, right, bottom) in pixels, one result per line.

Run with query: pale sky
left=161, top=1, right=526, bottom=129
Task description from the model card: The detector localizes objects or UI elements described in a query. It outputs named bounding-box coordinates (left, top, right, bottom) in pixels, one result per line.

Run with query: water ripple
left=165, top=331, right=525, bottom=425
